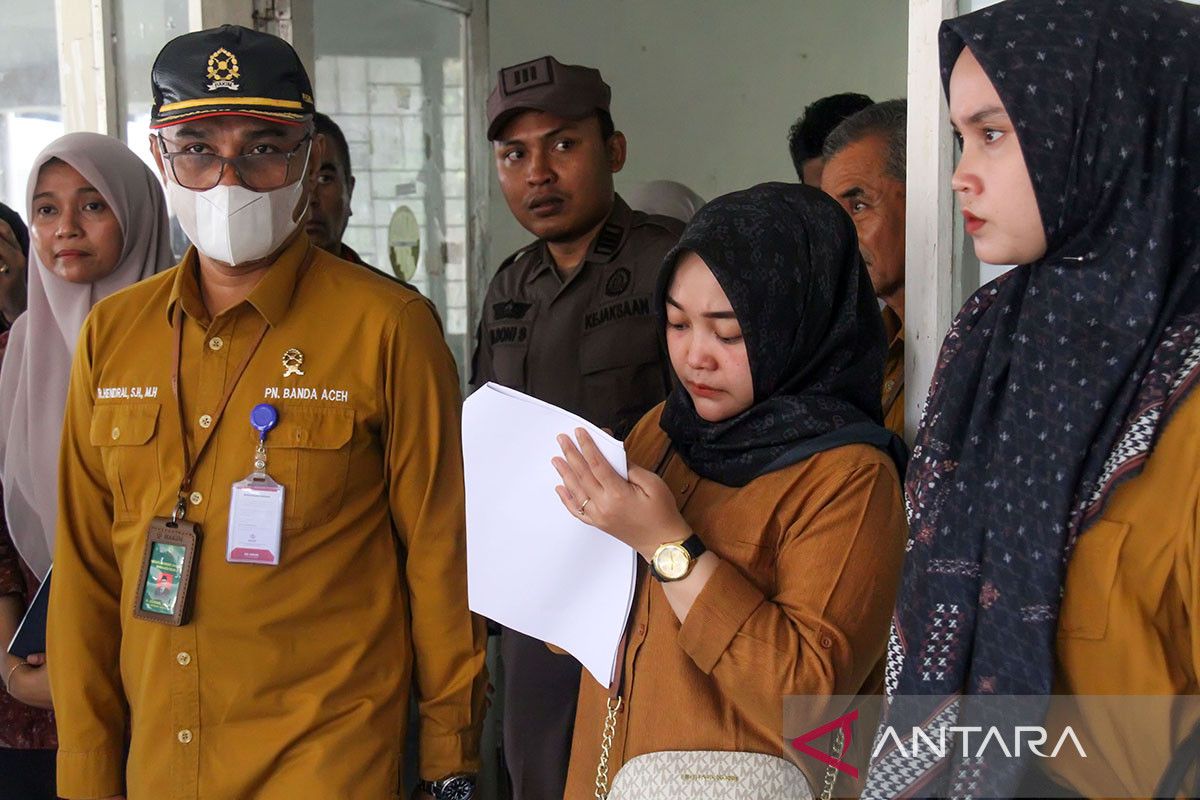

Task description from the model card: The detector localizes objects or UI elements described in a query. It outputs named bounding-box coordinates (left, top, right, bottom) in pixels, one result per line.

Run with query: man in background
left=820, top=99, right=907, bottom=435
left=787, top=92, right=874, bottom=186
left=472, top=54, right=682, bottom=800
left=308, top=111, right=419, bottom=291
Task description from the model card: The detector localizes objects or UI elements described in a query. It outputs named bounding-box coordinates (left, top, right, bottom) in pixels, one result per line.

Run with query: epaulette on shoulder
left=633, top=212, right=686, bottom=237
left=495, top=241, right=540, bottom=274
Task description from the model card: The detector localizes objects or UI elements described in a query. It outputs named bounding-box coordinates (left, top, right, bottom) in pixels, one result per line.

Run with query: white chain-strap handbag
left=593, top=696, right=844, bottom=800
left=605, top=750, right=817, bottom=799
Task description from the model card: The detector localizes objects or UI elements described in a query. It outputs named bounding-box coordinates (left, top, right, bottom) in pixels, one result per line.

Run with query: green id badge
left=133, top=517, right=200, bottom=626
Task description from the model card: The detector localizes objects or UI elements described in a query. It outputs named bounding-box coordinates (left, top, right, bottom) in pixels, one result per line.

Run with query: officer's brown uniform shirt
left=470, top=196, right=683, bottom=435
left=1036, top=387, right=1200, bottom=797
left=48, top=235, right=486, bottom=799
left=882, top=305, right=904, bottom=437
left=563, top=405, right=907, bottom=799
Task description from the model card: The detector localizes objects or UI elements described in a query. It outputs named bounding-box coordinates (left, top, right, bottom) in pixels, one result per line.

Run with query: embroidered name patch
left=97, top=386, right=159, bottom=400
left=584, top=295, right=651, bottom=331
left=263, top=387, right=350, bottom=403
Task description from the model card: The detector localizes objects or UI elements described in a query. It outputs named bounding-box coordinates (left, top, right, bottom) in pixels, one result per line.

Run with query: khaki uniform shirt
left=470, top=196, right=683, bottom=435
left=1039, top=386, right=1200, bottom=797
left=882, top=306, right=904, bottom=437
left=48, top=235, right=485, bottom=799
left=340, top=242, right=420, bottom=295
left=563, top=405, right=907, bottom=798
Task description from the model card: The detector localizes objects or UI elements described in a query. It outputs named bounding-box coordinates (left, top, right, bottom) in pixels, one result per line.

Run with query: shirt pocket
left=90, top=403, right=163, bottom=523
left=482, top=307, right=537, bottom=388
left=268, top=405, right=355, bottom=532
left=579, top=319, right=665, bottom=431
left=1058, top=518, right=1130, bottom=641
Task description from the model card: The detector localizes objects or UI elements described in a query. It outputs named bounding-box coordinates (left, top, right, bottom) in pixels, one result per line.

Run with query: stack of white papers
left=462, top=383, right=637, bottom=687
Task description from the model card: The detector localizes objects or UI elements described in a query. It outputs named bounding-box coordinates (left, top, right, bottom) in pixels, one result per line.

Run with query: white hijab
left=624, top=180, right=706, bottom=223
left=0, top=132, right=173, bottom=577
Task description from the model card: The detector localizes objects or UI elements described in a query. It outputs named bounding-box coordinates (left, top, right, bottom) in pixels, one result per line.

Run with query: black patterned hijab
left=869, top=1, right=1200, bottom=796
left=0, top=203, right=29, bottom=258
left=656, top=182, right=899, bottom=487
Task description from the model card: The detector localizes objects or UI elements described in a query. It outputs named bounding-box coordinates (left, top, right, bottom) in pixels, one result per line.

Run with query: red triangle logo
left=791, top=708, right=859, bottom=779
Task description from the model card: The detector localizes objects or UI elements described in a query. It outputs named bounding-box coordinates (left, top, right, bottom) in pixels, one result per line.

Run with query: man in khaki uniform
left=48, top=26, right=484, bottom=800
left=820, top=100, right=907, bottom=436
left=471, top=55, right=682, bottom=800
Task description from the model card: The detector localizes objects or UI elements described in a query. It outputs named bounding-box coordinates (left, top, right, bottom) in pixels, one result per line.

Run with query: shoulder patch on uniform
left=605, top=267, right=632, bottom=297
left=493, top=300, right=534, bottom=320
left=593, top=223, right=624, bottom=257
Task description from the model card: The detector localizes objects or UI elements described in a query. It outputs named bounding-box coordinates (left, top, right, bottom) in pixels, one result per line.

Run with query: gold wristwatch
left=650, top=534, right=706, bottom=582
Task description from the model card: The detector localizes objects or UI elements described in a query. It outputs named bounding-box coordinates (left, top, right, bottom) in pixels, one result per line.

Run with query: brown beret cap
left=486, top=55, right=611, bottom=140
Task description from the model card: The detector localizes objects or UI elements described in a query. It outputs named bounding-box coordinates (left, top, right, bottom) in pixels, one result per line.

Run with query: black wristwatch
left=417, top=775, right=476, bottom=800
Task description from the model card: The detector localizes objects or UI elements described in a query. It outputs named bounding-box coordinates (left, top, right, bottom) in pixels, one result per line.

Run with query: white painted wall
left=485, top=0, right=909, bottom=267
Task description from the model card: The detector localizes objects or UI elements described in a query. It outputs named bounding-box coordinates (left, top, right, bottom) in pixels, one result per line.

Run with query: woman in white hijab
left=624, top=179, right=706, bottom=223
left=0, top=132, right=171, bottom=798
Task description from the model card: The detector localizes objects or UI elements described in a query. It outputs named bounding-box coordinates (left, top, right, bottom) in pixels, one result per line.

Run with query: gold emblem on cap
left=206, top=48, right=241, bottom=92
left=282, top=348, right=305, bottom=378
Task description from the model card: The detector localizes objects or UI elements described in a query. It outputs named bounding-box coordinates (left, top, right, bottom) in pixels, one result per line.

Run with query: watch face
left=435, top=777, right=475, bottom=800
left=654, top=544, right=691, bottom=580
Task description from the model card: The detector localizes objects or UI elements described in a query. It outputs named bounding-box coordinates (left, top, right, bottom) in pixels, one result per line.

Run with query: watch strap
left=681, top=533, right=706, bottom=560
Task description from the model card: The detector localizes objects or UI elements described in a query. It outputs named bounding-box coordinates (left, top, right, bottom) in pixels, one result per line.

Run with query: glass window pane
left=314, top=1, right=472, bottom=382
left=114, top=0, right=190, bottom=259
left=0, top=7, right=64, bottom=214
left=114, top=0, right=189, bottom=157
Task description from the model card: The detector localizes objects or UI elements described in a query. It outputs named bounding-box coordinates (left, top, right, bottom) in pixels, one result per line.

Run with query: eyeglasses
left=158, top=134, right=312, bottom=192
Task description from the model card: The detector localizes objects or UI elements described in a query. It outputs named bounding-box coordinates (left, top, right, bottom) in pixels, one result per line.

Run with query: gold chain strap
left=593, top=696, right=623, bottom=800
left=820, top=728, right=845, bottom=800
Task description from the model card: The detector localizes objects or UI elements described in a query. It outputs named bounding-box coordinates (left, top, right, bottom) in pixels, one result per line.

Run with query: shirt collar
left=527, top=194, right=635, bottom=282
left=166, top=234, right=314, bottom=328
left=339, top=243, right=367, bottom=267
left=882, top=304, right=904, bottom=350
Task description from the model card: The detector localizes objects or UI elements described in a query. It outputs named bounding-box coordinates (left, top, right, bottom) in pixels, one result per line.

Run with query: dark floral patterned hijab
left=869, top=1, right=1200, bottom=796
left=656, top=182, right=900, bottom=487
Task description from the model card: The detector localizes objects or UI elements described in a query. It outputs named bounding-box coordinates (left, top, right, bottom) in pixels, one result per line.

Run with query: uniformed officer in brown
left=472, top=55, right=683, bottom=800
left=47, top=25, right=485, bottom=800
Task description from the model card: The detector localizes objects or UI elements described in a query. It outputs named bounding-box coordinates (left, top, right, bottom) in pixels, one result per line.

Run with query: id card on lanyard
left=133, top=248, right=313, bottom=625
left=227, top=404, right=285, bottom=565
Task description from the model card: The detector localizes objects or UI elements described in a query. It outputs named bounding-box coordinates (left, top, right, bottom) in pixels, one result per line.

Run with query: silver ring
left=577, top=498, right=591, bottom=516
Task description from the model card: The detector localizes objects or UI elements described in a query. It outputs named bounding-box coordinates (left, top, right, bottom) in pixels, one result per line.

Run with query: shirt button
left=199, top=414, right=213, bottom=429
left=820, top=635, right=834, bottom=649
left=680, top=483, right=690, bottom=494
left=110, top=427, right=120, bottom=440
left=177, top=729, right=193, bottom=744
left=176, top=652, right=192, bottom=666
left=189, top=492, right=202, bottom=506
left=208, top=336, right=224, bottom=351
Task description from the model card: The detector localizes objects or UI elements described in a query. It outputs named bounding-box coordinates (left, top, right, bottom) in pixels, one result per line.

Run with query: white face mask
left=165, top=151, right=310, bottom=266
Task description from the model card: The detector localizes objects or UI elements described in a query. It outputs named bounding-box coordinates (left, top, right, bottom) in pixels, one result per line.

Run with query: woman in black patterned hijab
left=552, top=182, right=907, bottom=797
left=655, top=181, right=901, bottom=484
left=869, top=1, right=1200, bottom=797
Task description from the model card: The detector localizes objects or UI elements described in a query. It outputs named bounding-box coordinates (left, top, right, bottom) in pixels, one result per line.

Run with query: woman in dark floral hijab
left=869, top=1, right=1200, bottom=797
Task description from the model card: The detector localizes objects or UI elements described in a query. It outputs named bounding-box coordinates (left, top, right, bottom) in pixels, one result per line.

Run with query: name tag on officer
left=134, top=519, right=200, bottom=626
left=227, top=473, right=285, bottom=565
